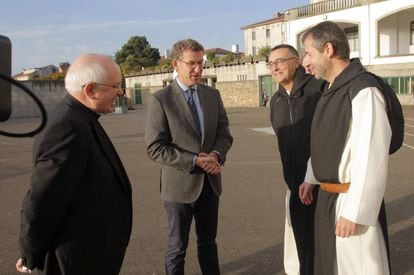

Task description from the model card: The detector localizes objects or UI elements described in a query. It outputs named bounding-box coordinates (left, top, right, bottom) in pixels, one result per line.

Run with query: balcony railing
left=285, top=0, right=387, bottom=19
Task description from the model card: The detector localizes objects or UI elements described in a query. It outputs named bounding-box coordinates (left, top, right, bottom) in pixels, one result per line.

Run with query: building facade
left=125, top=0, right=414, bottom=107
left=13, top=65, right=59, bottom=81
left=124, top=57, right=269, bottom=108
left=241, top=14, right=285, bottom=57
left=285, top=0, right=414, bottom=99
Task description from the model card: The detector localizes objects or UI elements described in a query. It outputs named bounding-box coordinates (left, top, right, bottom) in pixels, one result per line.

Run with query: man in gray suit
left=145, top=39, right=233, bottom=275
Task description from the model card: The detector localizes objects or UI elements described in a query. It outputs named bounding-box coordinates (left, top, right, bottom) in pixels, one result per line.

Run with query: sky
left=0, top=0, right=308, bottom=75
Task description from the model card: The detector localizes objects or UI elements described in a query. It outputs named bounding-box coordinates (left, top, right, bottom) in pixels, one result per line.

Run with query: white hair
left=65, top=62, right=107, bottom=93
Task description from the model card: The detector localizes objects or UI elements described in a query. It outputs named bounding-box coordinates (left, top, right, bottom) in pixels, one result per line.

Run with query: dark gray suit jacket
left=145, top=80, right=233, bottom=203
left=19, top=95, right=133, bottom=275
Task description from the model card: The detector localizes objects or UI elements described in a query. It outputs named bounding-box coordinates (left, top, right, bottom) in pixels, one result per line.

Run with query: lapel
left=64, top=95, right=131, bottom=195
left=93, top=121, right=132, bottom=195
left=171, top=81, right=202, bottom=139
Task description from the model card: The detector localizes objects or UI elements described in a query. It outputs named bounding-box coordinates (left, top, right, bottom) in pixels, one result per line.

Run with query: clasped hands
left=195, top=152, right=221, bottom=174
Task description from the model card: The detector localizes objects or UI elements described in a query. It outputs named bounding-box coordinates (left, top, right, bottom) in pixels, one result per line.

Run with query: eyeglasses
left=266, top=57, right=297, bottom=69
left=178, top=59, right=205, bottom=69
left=82, top=82, right=122, bottom=90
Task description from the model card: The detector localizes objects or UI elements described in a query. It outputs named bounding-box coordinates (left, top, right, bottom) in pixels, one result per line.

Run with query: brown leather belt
left=320, top=183, right=350, bottom=193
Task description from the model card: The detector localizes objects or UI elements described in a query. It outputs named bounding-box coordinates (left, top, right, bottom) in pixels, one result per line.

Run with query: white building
left=287, top=0, right=414, bottom=98
left=125, top=0, right=414, bottom=107
left=13, top=65, right=59, bottom=81
left=241, top=13, right=285, bottom=56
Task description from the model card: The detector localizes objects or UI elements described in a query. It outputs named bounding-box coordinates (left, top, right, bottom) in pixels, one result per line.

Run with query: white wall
left=243, top=21, right=285, bottom=56
left=378, top=8, right=413, bottom=56
left=397, top=10, right=412, bottom=54
left=368, top=0, right=414, bottom=65
left=285, top=0, right=414, bottom=66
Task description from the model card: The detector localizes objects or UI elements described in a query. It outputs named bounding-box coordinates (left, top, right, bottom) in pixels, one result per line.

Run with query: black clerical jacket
left=19, top=95, right=133, bottom=275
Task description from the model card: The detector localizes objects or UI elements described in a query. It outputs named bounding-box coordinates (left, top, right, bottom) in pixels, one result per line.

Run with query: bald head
left=64, top=53, right=123, bottom=114
left=65, top=53, right=121, bottom=94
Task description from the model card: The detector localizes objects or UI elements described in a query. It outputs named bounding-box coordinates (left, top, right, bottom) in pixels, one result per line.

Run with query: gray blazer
left=145, top=80, right=233, bottom=203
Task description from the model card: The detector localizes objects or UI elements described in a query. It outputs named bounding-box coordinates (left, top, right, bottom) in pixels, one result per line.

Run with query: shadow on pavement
left=202, top=243, right=284, bottom=275
left=387, top=193, right=414, bottom=275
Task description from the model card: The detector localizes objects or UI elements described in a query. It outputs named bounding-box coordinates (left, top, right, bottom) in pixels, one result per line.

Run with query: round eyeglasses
left=266, top=57, right=297, bottom=69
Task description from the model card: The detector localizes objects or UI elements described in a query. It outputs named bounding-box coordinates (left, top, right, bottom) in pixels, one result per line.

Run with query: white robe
left=284, top=190, right=300, bottom=275
left=305, top=87, right=392, bottom=275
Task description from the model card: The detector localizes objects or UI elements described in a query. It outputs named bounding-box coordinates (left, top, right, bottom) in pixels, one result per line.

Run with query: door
left=259, top=75, right=278, bottom=107
left=134, top=83, right=142, bottom=104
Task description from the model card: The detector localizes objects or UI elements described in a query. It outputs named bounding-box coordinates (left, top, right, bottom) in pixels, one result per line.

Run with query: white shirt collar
left=176, top=77, right=197, bottom=92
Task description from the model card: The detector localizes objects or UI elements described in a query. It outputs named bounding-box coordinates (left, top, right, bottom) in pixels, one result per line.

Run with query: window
left=383, top=76, right=413, bottom=94
left=252, top=46, right=256, bottom=56
left=252, top=30, right=256, bottom=41
left=344, top=26, right=359, bottom=52
left=237, top=74, right=247, bottom=81
left=266, top=28, right=270, bottom=38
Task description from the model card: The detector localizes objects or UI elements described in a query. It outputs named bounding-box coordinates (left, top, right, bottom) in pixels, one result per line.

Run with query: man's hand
left=196, top=152, right=221, bottom=174
left=16, top=258, right=31, bottom=273
left=335, top=216, right=357, bottom=238
left=299, top=182, right=314, bottom=205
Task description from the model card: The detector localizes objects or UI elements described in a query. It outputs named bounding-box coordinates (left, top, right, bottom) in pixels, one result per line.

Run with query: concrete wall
left=125, top=78, right=259, bottom=108
left=125, top=61, right=268, bottom=108
left=397, top=94, right=414, bottom=105
left=11, top=80, right=66, bottom=118
left=6, top=73, right=412, bottom=121
left=216, top=80, right=258, bottom=107
left=204, top=62, right=269, bottom=82
left=125, top=85, right=162, bottom=106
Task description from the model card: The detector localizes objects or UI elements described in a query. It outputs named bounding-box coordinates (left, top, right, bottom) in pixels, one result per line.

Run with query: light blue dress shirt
left=176, top=78, right=205, bottom=136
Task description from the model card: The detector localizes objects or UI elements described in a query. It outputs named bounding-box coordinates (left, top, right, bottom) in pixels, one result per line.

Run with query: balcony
left=285, top=0, right=386, bottom=19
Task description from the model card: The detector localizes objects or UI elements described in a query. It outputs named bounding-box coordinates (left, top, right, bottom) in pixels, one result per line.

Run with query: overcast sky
left=0, top=0, right=308, bottom=74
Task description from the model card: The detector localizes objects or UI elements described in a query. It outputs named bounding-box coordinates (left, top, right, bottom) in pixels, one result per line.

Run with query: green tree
left=158, top=58, right=173, bottom=70
left=115, top=36, right=160, bottom=74
left=258, top=46, right=271, bottom=58
left=221, top=54, right=234, bottom=63
left=206, top=52, right=216, bottom=61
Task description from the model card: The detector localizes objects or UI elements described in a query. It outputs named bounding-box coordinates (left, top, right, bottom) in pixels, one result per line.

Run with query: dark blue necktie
left=187, top=88, right=201, bottom=134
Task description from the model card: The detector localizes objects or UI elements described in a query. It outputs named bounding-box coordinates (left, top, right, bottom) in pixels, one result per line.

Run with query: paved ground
left=0, top=106, right=413, bottom=275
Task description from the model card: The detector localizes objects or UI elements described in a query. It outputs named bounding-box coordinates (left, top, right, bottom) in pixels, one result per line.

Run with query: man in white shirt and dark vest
left=300, top=21, right=392, bottom=275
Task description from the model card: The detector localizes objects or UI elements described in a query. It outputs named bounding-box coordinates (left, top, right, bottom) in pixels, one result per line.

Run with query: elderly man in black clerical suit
left=16, top=53, right=133, bottom=275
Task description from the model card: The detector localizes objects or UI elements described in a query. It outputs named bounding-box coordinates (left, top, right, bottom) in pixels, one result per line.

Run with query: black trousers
left=164, top=178, right=220, bottom=275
